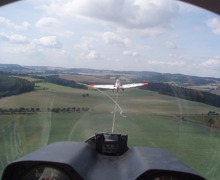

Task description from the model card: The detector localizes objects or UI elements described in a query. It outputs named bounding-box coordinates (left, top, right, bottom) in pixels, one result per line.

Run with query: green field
left=1, top=82, right=220, bottom=179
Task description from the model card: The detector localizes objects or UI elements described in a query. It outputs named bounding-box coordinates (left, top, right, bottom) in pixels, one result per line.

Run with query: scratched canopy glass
left=0, top=1, right=220, bottom=180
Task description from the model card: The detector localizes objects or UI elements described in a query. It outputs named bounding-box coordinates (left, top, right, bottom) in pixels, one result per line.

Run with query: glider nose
left=143, top=82, right=148, bottom=86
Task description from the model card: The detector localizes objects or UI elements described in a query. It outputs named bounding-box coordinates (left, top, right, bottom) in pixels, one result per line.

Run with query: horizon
left=0, top=0, right=220, bottom=77
left=1, top=62, right=220, bottom=79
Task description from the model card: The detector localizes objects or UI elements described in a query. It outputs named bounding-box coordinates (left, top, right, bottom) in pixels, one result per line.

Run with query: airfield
left=1, top=81, right=220, bottom=179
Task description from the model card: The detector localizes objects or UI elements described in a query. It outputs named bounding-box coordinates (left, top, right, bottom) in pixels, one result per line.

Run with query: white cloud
left=199, top=58, right=220, bottom=68
left=123, top=50, right=140, bottom=57
left=2, top=0, right=220, bottom=77
left=0, top=16, right=11, bottom=26
left=20, top=22, right=31, bottom=30
left=148, top=60, right=186, bottom=66
left=165, top=41, right=178, bottom=49
left=0, top=32, right=29, bottom=44
left=9, top=34, right=29, bottom=44
left=0, top=16, right=30, bottom=30
left=0, top=36, right=6, bottom=42
left=75, top=36, right=96, bottom=50
left=86, top=50, right=100, bottom=60
left=0, top=32, right=9, bottom=41
left=102, top=32, right=129, bottom=46
left=35, top=17, right=59, bottom=29
left=43, top=0, right=178, bottom=31
left=37, top=36, right=61, bottom=48
left=73, top=36, right=101, bottom=61
left=168, top=53, right=182, bottom=60
left=206, top=18, right=220, bottom=35
left=35, top=17, right=75, bottom=37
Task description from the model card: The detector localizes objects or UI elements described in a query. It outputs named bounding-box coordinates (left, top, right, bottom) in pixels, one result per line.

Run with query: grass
left=1, top=82, right=220, bottom=179
left=12, top=76, right=41, bottom=82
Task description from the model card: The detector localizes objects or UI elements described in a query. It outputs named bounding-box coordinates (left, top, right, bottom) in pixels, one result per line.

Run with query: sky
left=0, top=0, right=220, bottom=77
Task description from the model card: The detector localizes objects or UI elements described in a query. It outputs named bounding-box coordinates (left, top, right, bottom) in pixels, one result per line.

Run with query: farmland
left=1, top=82, right=220, bottom=179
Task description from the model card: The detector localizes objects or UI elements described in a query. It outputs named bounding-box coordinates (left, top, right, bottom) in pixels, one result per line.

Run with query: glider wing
left=88, top=84, right=115, bottom=89
left=121, top=82, right=148, bottom=89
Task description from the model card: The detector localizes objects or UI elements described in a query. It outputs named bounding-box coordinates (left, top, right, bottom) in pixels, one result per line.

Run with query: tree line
left=33, top=75, right=87, bottom=89
left=0, top=106, right=90, bottom=114
left=48, top=107, right=89, bottom=113
left=0, top=75, right=35, bottom=98
left=142, top=82, right=220, bottom=108
left=0, top=73, right=86, bottom=98
left=0, top=107, right=40, bottom=114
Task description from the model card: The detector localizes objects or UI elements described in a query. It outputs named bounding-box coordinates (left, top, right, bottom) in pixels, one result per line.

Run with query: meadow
left=0, top=82, right=220, bottom=179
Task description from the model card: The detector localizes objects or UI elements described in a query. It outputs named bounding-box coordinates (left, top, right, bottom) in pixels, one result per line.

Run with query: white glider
left=88, top=79, right=148, bottom=91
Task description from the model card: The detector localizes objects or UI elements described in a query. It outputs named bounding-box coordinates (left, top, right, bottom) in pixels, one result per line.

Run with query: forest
left=0, top=74, right=34, bottom=98
left=43, top=75, right=87, bottom=89
left=142, top=82, right=220, bottom=108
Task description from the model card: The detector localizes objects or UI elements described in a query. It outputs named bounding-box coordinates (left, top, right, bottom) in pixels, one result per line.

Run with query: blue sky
left=0, top=0, right=220, bottom=77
